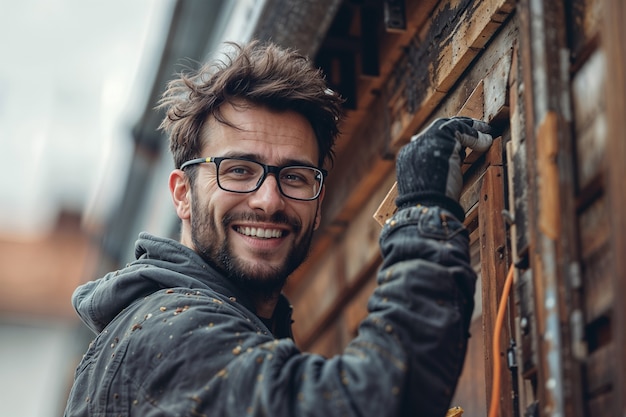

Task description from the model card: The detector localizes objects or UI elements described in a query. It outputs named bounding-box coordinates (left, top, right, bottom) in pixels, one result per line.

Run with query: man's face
left=180, top=103, right=324, bottom=294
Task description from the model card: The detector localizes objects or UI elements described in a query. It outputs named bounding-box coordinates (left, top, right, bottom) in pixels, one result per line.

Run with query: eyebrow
left=219, top=152, right=318, bottom=168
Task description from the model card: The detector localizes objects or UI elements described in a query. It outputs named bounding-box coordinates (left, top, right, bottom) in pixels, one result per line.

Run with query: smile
left=235, top=226, right=284, bottom=239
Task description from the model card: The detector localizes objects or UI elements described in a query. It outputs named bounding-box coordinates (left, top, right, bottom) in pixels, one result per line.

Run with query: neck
left=252, top=290, right=281, bottom=320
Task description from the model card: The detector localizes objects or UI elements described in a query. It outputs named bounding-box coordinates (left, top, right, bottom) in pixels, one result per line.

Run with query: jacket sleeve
left=137, top=205, right=475, bottom=417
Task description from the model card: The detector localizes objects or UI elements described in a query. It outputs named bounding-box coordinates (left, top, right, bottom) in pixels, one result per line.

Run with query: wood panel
left=452, top=217, right=486, bottom=413
left=569, top=2, right=623, bottom=417
left=343, top=275, right=377, bottom=339
left=568, top=0, right=604, bottom=66
left=478, top=162, right=512, bottom=417
left=451, top=317, right=488, bottom=416
left=584, top=343, right=614, bottom=397
left=518, top=0, right=586, bottom=414
left=571, top=49, right=607, bottom=194
left=306, top=318, right=346, bottom=358
left=586, top=390, right=614, bottom=417
left=603, top=0, right=626, bottom=415
left=581, top=242, right=612, bottom=323
left=289, top=248, right=345, bottom=342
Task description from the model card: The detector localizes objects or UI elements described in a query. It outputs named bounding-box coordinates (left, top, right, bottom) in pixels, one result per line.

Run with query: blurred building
left=0, top=1, right=267, bottom=416
left=3, top=0, right=625, bottom=416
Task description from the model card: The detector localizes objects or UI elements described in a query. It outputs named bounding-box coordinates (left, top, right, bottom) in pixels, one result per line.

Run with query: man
left=64, top=41, right=492, bottom=417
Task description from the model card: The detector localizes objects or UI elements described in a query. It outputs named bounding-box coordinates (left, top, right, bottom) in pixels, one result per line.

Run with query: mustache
left=222, top=212, right=302, bottom=231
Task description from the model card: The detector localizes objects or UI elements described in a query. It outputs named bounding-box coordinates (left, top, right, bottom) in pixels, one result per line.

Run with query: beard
left=189, top=193, right=316, bottom=297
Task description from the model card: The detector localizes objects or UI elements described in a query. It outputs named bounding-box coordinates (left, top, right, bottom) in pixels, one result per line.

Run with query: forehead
left=201, top=103, right=319, bottom=165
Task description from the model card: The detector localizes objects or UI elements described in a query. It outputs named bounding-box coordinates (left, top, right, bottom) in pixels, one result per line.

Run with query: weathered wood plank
left=568, top=0, right=603, bottom=65
left=571, top=49, right=607, bottom=192
left=478, top=163, right=513, bottom=417
left=385, top=0, right=515, bottom=150
left=578, top=195, right=610, bottom=260
left=451, top=317, right=488, bottom=416
left=296, top=256, right=380, bottom=351
left=343, top=276, right=377, bottom=337
left=603, top=0, right=626, bottom=413
left=451, top=210, right=487, bottom=414
left=344, top=174, right=394, bottom=284
left=536, top=112, right=561, bottom=240
left=507, top=40, right=530, bottom=257
left=306, top=319, right=345, bottom=358
left=518, top=0, right=586, bottom=414
left=586, top=390, right=614, bottom=417
left=373, top=182, right=399, bottom=227
left=584, top=343, right=614, bottom=396
left=288, top=248, right=344, bottom=342
left=581, top=245, right=612, bottom=323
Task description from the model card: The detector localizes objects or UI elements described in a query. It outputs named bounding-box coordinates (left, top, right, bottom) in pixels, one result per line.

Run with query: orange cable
left=488, top=263, right=515, bottom=417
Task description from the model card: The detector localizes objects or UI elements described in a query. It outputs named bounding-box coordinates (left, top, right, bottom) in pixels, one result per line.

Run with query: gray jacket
left=63, top=205, right=475, bottom=417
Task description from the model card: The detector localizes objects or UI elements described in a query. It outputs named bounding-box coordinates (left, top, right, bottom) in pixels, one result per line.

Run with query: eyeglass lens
left=217, top=159, right=322, bottom=200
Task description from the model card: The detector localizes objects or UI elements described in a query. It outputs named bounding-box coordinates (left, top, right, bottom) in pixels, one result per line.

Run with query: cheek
left=296, top=204, right=321, bottom=230
left=208, top=192, right=250, bottom=223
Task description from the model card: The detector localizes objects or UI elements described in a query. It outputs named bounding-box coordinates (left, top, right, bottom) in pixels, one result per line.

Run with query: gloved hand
left=395, top=116, right=493, bottom=220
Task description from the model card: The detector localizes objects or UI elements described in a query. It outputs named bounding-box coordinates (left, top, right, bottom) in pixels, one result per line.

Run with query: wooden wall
left=283, top=1, right=625, bottom=416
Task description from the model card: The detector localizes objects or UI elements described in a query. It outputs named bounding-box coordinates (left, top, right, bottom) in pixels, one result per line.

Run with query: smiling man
left=170, top=101, right=324, bottom=319
left=63, top=41, right=492, bottom=417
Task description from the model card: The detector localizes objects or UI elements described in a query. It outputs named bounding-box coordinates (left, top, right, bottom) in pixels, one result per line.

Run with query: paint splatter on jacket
left=64, top=205, right=475, bottom=417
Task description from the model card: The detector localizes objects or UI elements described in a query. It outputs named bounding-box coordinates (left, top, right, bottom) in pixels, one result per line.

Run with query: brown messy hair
left=158, top=40, right=344, bottom=172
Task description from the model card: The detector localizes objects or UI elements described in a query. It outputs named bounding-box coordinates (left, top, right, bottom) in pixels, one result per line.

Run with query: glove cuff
left=395, top=191, right=465, bottom=222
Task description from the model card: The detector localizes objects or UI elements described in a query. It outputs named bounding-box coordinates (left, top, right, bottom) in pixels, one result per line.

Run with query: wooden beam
left=603, top=0, right=626, bottom=415
left=479, top=162, right=512, bottom=417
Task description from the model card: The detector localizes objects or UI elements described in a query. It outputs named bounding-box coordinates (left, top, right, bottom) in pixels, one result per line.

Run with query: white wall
left=0, top=319, right=81, bottom=417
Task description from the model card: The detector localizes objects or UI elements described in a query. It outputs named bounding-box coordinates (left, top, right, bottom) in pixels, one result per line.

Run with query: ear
left=313, top=185, right=325, bottom=230
left=169, top=169, right=192, bottom=220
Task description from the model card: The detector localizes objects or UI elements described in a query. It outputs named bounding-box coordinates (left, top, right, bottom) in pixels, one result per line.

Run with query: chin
left=220, top=254, right=290, bottom=294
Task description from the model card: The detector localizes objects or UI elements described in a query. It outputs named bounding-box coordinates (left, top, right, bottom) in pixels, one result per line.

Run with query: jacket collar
left=135, top=232, right=294, bottom=338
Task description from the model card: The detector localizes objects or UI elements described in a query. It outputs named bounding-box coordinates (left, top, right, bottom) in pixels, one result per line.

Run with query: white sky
left=0, top=0, right=173, bottom=238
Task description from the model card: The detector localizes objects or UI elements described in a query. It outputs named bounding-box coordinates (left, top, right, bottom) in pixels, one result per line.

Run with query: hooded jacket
left=64, top=205, right=475, bottom=417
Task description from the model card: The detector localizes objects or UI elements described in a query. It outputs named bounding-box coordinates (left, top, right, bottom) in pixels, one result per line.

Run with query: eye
left=280, top=167, right=317, bottom=187
left=227, top=165, right=254, bottom=176
left=219, top=160, right=262, bottom=179
left=282, top=172, right=306, bottom=183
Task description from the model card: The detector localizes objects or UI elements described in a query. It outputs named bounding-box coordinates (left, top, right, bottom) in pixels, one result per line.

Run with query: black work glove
left=395, top=117, right=493, bottom=221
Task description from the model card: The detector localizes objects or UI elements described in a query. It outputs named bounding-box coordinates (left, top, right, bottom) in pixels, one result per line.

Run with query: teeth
left=236, top=226, right=283, bottom=238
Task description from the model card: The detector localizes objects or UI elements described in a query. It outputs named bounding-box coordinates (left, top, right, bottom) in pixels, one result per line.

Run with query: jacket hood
left=72, top=232, right=248, bottom=333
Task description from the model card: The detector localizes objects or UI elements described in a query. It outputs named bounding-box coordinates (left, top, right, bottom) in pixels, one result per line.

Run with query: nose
left=247, top=173, right=286, bottom=214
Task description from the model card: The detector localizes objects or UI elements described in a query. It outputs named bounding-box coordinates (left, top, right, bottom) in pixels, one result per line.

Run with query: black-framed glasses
left=180, top=156, right=327, bottom=201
